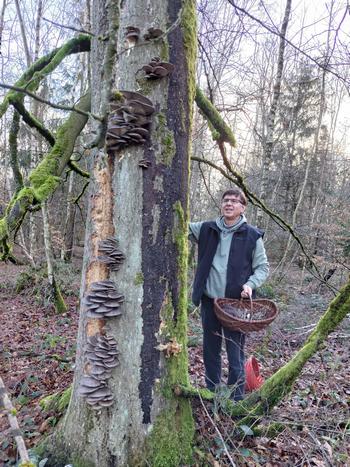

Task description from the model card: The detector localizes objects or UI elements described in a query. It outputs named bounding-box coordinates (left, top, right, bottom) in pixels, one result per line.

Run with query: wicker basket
left=214, top=298, right=278, bottom=333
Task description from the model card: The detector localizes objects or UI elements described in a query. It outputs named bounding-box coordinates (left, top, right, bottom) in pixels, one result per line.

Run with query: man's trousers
left=201, top=294, right=245, bottom=401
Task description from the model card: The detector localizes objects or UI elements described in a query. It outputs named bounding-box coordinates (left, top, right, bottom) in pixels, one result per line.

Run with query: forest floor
left=0, top=262, right=349, bottom=466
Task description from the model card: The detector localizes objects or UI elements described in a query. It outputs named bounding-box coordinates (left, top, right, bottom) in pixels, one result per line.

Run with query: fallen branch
left=0, top=376, right=34, bottom=466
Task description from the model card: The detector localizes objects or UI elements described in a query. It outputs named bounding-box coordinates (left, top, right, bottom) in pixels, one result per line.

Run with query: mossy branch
left=68, top=160, right=90, bottom=178
left=195, top=86, right=236, bottom=146
left=0, top=92, right=91, bottom=260
left=0, top=34, right=91, bottom=118
left=180, top=279, right=350, bottom=425
left=12, top=98, right=55, bottom=146
left=9, top=110, right=24, bottom=190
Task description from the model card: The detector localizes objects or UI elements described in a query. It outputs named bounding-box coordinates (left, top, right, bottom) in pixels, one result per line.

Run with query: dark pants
left=201, top=295, right=245, bottom=401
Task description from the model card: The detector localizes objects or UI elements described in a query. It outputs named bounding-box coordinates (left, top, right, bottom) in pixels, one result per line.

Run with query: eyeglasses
left=222, top=198, right=242, bottom=205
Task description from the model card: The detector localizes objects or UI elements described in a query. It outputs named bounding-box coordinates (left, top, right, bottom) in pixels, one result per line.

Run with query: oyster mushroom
left=142, top=57, right=175, bottom=80
left=97, top=237, right=125, bottom=271
left=143, top=27, right=163, bottom=41
left=84, top=280, right=124, bottom=318
left=106, top=91, right=155, bottom=153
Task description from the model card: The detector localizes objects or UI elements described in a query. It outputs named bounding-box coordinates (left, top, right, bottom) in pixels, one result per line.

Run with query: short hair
left=221, top=188, right=247, bottom=206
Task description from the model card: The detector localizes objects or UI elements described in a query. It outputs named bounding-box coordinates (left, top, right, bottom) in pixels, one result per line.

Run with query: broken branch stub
left=106, top=90, right=155, bottom=153
left=138, top=158, right=151, bottom=169
left=97, top=237, right=125, bottom=271
left=84, top=280, right=125, bottom=318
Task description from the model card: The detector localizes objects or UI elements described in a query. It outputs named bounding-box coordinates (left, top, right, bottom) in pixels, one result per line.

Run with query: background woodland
left=0, top=0, right=349, bottom=465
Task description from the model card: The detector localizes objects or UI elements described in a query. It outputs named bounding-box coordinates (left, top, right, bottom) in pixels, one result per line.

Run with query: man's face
left=221, top=196, right=246, bottom=222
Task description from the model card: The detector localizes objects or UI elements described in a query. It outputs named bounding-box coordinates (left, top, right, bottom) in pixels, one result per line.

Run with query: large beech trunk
left=47, top=1, right=197, bottom=466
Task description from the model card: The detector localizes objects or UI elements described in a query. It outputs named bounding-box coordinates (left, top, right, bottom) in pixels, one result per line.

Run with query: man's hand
left=241, top=284, right=252, bottom=298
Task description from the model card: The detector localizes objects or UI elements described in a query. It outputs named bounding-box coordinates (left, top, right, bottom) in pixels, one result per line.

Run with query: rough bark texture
left=46, top=1, right=197, bottom=466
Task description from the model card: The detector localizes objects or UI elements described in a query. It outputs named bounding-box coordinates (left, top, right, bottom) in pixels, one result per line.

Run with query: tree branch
left=226, top=0, right=350, bottom=88
left=0, top=82, right=100, bottom=120
left=42, top=16, right=94, bottom=36
left=0, top=34, right=91, bottom=119
left=68, top=160, right=90, bottom=178
left=9, top=110, right=24, bottom=190
left=0, top=92, right=91, bottom=260
left=12, top=97, right=55, bottom=146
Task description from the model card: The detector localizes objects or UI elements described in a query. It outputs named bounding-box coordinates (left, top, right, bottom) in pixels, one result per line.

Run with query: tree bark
left=61, top=171, right=77, bottom=262
left=42, top=200, right=67, bottom=313
left=45, top=1, right=197, bottom=466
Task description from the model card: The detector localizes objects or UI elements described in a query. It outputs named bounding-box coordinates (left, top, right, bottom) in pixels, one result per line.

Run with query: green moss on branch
left=9, top=110, right=24, bottom=190
left=195, top=87, right=236, bottom=146
left=228, top=279, right=350, bottom=422
left=68, top=160, right=90, bottom=178
left=0, top=34, right=91, bottom=119
left=29, top=92, right=91, bottom=201
left=0, top=92, right=91, bottom=260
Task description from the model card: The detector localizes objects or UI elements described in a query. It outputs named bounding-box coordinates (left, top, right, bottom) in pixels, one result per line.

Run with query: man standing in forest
left=189, top=187, right=269, bottom=401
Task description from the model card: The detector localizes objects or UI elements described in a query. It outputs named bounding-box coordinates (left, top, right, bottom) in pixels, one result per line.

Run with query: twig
left=42, top=16, right=94, bottom=36
left=0, top=376, right=32, bottom=465
left=0, top=82, right=102, bottom=121
left=226, top=0, right=350, bottom=89
left=198, top=393, right=237, bottom=467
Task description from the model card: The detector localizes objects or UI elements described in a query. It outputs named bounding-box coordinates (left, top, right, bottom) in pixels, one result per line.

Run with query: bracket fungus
left=84, top=280, right=124, bottom=318
left=97, top=237, right=125, bottom=271
left=125, top=26, right=140, bottom=42
left=79, top=376, right=114, bottom=409
left=142, top=57, right=175, bottom=80
left=106, top=90, right=155, bottom=152
left=86, top=334, right=119, bottom=379
left=143, top=27, right=163, bottom=41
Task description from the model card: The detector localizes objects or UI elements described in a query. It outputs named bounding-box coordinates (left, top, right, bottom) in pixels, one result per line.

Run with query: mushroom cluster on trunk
left=79, top=376, right=113, bottom=409
left=85, top=280, right=124, bottom=318
left=106, top=90, right=155, bottom=152
left=86, top=334, right=119, bottom=380
left=97, top=237, right=125, bottom=271
left=142, top=57, right=175, bottom=79
left=143, top=27, right=163, bottom=40
left=125, top=26, right=140, bottom=43
left=79, top=334, right=119, bottom=409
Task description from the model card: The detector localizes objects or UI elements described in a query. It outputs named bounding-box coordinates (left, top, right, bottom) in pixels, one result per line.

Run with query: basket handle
left=240, top=296, right=253, bottom=320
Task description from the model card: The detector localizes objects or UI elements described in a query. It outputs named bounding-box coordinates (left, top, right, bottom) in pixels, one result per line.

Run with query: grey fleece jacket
left=189, top=215, right=269, bottom=299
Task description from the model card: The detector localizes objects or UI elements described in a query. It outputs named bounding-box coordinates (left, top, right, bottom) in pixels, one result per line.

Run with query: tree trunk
left=61, top=171, right=77, bottom=262
left=257, top=0, right=292, bottom=228
left=42, top=200, right=67, bottom=313
left=46, top=1, right=197, bottom=466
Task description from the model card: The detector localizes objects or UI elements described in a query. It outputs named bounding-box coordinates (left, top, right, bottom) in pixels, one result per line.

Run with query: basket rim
left=214, top=297, right=278, bottom=324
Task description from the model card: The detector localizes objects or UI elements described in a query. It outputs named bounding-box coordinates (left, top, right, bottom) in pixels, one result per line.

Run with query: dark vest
left=192, top=221, right=263, bottom=306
